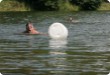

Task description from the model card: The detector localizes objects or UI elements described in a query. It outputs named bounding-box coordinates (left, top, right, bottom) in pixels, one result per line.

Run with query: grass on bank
left=62, top=2, right=110, bottom=11
left=98, top=2, right=110, bottom=11
left=0, top=0, right=109, bottom=11
left=0, top=0, right=79, bottom=11
left=58, top=0, right=79, bottom=11
left=0, top=0, right=30, bottom=11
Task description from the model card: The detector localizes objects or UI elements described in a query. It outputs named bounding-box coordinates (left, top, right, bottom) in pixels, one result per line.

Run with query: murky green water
left=0, top=11, right=110, bottom=75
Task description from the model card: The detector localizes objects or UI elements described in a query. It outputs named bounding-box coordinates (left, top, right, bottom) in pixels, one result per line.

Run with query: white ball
left=0, top=73, right=2, bottom=75
left=108, top=0, right=110, bottom=2
left=0, top=0, right=2, bottom=3
left=108, top=72, right=110, bottom=75
left=48, top=22, right=68, bottom=39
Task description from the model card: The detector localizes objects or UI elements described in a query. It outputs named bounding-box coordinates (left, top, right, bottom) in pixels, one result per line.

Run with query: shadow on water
left=0, top=11, right=110, bottom=75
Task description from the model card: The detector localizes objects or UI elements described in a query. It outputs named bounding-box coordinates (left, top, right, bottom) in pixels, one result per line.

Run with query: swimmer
left=23, top=22, right=41, bottom=34
left=69, top=17, right=79, bottom=23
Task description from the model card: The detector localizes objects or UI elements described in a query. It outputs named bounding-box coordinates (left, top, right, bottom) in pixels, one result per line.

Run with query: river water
left=0, top=11, right=110, bottom=75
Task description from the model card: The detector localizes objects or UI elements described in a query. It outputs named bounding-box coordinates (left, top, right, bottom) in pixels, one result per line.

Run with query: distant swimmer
left=69, top=17, right=79, bottom=23
left=23, top=22, right=41, bottom=34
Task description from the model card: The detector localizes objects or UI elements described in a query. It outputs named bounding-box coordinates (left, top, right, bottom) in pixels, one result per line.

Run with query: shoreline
left=0, top=1, right=109, bottom=11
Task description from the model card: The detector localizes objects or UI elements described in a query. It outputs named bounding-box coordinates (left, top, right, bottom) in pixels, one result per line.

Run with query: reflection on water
left=48, top=53, right=68, bottom=75
left=49, top=39, right=67, bottom=49
left=26, top=36, right=36, bottom=47
left=0, top=11, right=110, bottom=75
left=49, top=39, right=68, bottom=75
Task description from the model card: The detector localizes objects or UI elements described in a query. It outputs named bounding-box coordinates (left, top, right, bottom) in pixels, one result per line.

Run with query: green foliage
left=80, top=0, right=101, bottom=10
left=70, top=0, right=85, bottom=5
left=16, top=0, right=103, bottom=11
left=57, top=0, right=79, bottom=11
left=98, top=2, right=110, bottom=10
left=0, top=0, right=29, bottom=11
left=17, top=0, right=59, bottom=11
left=0, top=0, right=109, bottom=11
left=70, top=0, right=102, bottom=10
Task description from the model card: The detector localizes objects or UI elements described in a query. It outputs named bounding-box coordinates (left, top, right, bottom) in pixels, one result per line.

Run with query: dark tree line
left=70, top=0, right=102, bottom=10
left=17, top=0, right=59, bottom=11
left=16, top=0, right=107, bottom=11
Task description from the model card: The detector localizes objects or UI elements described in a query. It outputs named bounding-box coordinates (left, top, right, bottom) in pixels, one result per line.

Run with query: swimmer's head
left=26, top=22, right=35, bottom=31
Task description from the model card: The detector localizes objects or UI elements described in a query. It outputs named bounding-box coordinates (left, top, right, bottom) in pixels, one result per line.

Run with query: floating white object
left=108, top=0, right=110, bottom=2
left=108, top=72, right=110, bottom=75
left=0, top=0, right=2, bottom=3
left=48, top=22, right=68, bottom=39
left=0, top=73, right=2, bottom=75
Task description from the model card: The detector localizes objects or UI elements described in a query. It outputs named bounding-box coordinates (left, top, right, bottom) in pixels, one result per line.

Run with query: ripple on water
left=0, top=11, right=110, bottom=75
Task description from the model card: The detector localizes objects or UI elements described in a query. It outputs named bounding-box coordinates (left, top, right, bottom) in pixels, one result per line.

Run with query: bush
left=17, top=0, right=59, bottom=11
left=70, top=0, right=102, bottom=10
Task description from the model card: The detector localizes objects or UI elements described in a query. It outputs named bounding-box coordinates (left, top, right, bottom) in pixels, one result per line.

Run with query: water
left=0, top=11, right=110, bottom=75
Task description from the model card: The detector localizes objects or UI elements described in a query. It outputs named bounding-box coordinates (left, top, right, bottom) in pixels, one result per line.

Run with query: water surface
left=0, top=11, right=110, bottom=75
